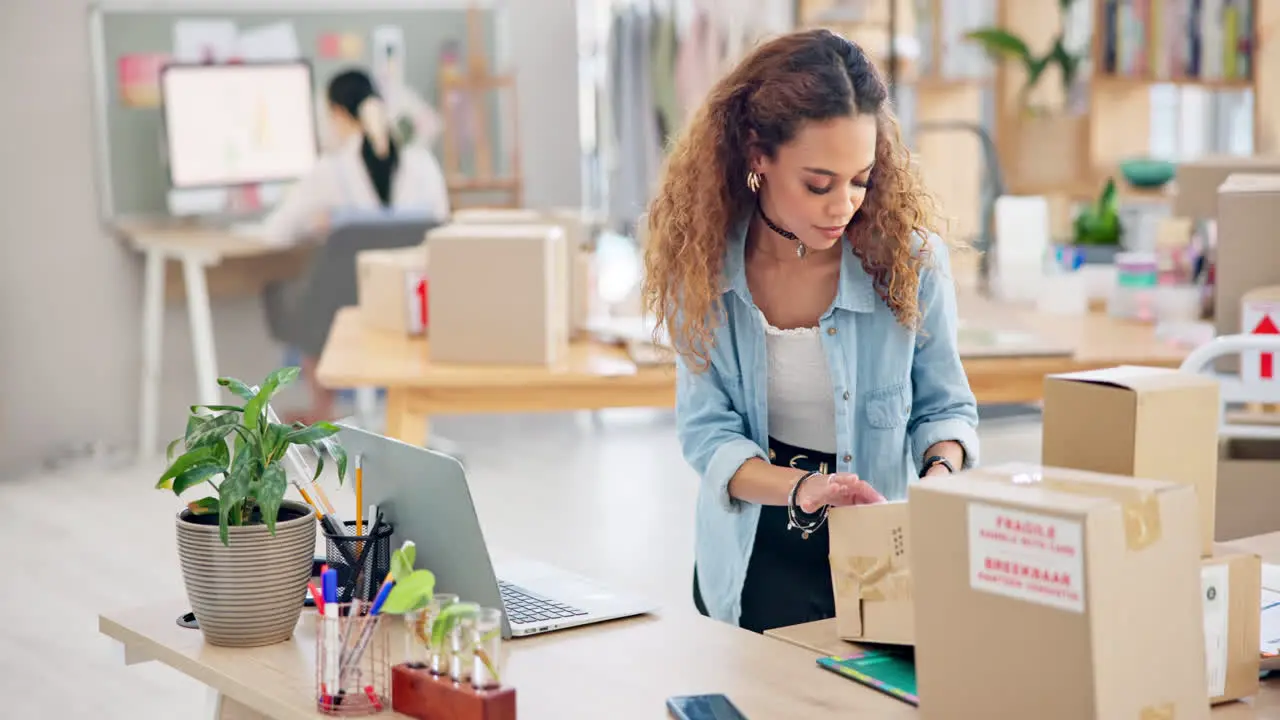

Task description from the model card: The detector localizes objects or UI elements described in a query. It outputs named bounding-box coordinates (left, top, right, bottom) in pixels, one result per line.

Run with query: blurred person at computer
left=264, top=68, right=450, bottom=424
left=261, top=68, right=451, bottom=246
left=642, top=30, right=978, bottom=634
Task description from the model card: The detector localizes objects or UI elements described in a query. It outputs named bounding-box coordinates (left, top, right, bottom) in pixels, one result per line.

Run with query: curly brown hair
left=642, top=29, right=944, bottom=370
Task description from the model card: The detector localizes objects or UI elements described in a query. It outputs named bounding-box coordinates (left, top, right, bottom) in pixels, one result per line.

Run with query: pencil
left=355, top=454, right=364, bottom=536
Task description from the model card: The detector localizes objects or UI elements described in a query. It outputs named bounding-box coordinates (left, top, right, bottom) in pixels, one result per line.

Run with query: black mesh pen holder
left=324, top=520, right=394, bottom=603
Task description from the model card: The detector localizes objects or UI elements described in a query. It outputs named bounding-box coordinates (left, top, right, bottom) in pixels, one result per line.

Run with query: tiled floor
left=0, top=408, right=1042, bottom=719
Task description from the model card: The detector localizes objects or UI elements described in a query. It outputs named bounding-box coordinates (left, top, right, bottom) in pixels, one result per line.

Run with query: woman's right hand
left=796, top=472, right=885, bottom=514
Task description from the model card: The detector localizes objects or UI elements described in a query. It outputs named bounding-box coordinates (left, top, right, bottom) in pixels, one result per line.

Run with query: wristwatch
left=919, top=455, right=955, bottom=478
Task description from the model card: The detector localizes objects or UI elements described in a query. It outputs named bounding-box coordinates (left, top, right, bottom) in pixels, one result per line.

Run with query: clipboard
left=817, top=650, right=918, bottom=707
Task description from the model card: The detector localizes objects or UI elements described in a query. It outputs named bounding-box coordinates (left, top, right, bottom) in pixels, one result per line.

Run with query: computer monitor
left=160, top=61, right=319, bottom=190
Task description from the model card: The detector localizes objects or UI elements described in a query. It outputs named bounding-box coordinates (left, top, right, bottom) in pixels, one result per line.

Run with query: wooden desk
left=317, top=293, right=1192, bottom=442
left=956, top=289, right=1191, bottom=403
left=115, top=218, right=312, bottom=460
left=766, top=618, right=1280, bottom=718
left=99, top=601, right=914, bottom=720
left=316, top=307, right=676, bottom=444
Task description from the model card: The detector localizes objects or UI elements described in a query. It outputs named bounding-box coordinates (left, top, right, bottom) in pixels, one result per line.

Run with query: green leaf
left=391, top=541, right=418, bottom=581
left=266, top=366, right=301, bottom=388
left=157, top=442, right=225, bottom=489
left=171, top=461, right=225, bottom=496
left=218, top=377, right=257, bottom=402
left=185, top=412, right=241, bottom=450
left=286, top=422, right=341, bottom=446
left=187, top=497, right=219, bottom=515
left=241, top=366, right=298, bottom=431
left=382, top=569, right=437, bottom=615
left=964, top=28, right=1032, bottom=66
left=217, top=455, right=253, bottom=546
left=166, top=436, right=185, bottom=463
left=264, top=422, right=293, bottom=464
left=255, top=463, right=289, bottom=536
left=191, top=404, right=244, bottom=414
left=431, top=602, right=479, bottom=649
left=329, top=442, right=348, bottom=485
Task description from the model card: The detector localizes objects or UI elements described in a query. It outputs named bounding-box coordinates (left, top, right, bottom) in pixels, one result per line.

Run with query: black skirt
left=693, top=437, right=837, bottom=633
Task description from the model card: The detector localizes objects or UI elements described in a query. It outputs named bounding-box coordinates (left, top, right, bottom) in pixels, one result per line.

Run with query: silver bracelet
left=786, top=471, right=829, bottom=540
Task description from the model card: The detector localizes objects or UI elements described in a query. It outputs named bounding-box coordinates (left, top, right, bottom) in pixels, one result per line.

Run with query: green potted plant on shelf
left=156, top=366, right=348, bottom=648
left=965, top=0, right=1088, bottom=190
left=1071, top=176, right=1124, bottom=263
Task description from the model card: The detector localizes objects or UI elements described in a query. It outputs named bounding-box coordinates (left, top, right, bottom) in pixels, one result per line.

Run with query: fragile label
left=1202, top=562, right=1230, bottom=699
left=967, top=503, right=1085, bottom=613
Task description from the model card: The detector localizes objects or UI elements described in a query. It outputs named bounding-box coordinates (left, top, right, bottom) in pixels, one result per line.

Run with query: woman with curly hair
left=643, top=29, right=979, bottom=633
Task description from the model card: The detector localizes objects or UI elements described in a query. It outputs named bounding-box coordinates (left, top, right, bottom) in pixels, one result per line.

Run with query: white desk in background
left=115, top=217, right=309, bottom=460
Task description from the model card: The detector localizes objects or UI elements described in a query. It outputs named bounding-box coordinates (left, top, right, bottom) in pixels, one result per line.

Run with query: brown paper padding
left=974, top=466, right=1164, bottom=551
left=1139, top=702, right=1175, bottom=720
left=833, top=555, right=912, bottom=602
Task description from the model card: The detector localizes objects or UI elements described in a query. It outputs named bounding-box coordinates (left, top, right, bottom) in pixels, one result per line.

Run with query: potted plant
left=383, top=542, right=502, bottom=682
left=1071, top=176, right=1124, bottom=263
left=966, top=0, right=1088, bottom=190
left=156, top=367, right=348, bottom=648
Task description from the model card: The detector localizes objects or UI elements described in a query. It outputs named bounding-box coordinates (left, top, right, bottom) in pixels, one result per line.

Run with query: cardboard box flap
left=828, top=502, right=911, bottom=639
left=1047, top=365, right=1217, bottom=393
left=1220, top=173, right=1280, bottom=194
left=953, top=463, right=1186, bottom=550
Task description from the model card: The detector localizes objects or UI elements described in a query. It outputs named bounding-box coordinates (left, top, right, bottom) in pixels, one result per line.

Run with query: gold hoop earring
left=746, top=171, right=761, bottom=194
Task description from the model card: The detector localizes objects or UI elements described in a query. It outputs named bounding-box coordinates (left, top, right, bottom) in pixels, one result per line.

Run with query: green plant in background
left=155, top=367, right=348, bottom=546
left=965, top=0, right=1085, bottom=113
left=384, top=541, right=501, bottom=681
left=1073, top=177, right=1123, bottom=246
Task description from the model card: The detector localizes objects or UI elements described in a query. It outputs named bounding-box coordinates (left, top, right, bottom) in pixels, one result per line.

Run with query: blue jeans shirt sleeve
left=908, top=236, right=980, bottom=469
left=674, top=353, right=768, bottom=514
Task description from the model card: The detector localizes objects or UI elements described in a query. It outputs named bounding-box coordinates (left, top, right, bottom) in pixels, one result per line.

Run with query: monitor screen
left=161, top=62, right=319, bottom=189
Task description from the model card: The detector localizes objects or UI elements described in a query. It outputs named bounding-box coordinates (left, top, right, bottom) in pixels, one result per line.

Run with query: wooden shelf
left=1092, top=75, right=1254, bottom=91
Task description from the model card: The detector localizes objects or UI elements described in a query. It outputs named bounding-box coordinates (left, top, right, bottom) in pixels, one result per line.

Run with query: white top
left=763, top=314, right=837, bottom=454
left=259, top=135, right=451, bottom=245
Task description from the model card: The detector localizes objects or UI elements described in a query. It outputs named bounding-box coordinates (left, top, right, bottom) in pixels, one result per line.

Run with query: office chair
left=262, top=216, right=442, bottom=441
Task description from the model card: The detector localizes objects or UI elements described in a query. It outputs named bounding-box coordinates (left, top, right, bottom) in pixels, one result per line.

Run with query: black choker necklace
left=757, top=204, right=806, bottom=259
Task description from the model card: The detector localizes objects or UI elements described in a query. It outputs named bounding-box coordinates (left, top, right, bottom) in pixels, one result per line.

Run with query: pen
left=339, top=578, right=395, bottom=686
left=355, top=454, right=364, bottom=538
left=308, top=581, right=325, bottom=614
left=322, top=569, right=340, bottom=694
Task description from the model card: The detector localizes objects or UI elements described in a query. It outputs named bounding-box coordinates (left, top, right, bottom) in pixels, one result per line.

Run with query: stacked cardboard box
left=356, top=246, right=430, bottom=335
left=425, top=223, right=570, bottom=365
left=904, top=365, right=1262, bottom=716
left=449, top=207, right=599, bottom=338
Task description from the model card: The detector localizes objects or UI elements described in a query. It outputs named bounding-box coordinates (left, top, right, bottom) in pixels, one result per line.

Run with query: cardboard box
left=1199, top=551, right=1261, bottom=705
left=828, top=501, right=912, bottom=646
left=1171, top=155, right=1280, bottom=219
left=1217, top=438, right=1280, bottom=541
left=426, top=223, right=569, bottom=365
left=448, top=208, right=598, bottom=337
left=1216, top=531, right=1280, bottom=674
left=910, top=463, right=1208, bottom=720
left=356, top=246, right=429, bottom=335
left=1042, top=366, right=1220, bottom=555
left=1215, top=175, right=1280, bottom=349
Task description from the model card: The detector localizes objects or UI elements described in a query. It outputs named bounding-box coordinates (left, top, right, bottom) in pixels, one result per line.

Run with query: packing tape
left=833, top=555, right=912, bottom=602
left=977, top=467, right=1163, bottom=552
left=1139, top=702, right=1175, bottom=720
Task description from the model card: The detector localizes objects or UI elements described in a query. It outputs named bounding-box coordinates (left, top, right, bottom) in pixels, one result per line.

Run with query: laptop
left=335, top=424, right=657, bottom=638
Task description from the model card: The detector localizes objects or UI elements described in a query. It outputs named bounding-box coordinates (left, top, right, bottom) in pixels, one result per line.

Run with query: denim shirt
left=675, top=220, right=980, bottom=626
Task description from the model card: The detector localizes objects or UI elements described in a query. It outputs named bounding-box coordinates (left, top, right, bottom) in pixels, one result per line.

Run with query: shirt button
left=842, top=391, right=851, bottom=401
left=843, top=454, right=852, bottom=463
left=827, top=327, right=838, bottom=336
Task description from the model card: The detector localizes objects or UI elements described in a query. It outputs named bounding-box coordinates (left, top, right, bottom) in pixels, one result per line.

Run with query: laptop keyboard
left=499, top=580, right=588, bottom=625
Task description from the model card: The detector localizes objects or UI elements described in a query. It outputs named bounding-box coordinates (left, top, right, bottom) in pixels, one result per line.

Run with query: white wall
left=0, top=0, right=580, bottom=474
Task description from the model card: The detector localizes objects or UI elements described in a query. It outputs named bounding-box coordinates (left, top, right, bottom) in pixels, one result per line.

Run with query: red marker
left=308, top=582, right=325, bottom=613
left=364, top=685, right=383, bottom=711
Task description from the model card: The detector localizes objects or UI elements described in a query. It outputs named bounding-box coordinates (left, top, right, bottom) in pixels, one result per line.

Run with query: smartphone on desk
left=666, top=694, right=747, bottom=720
